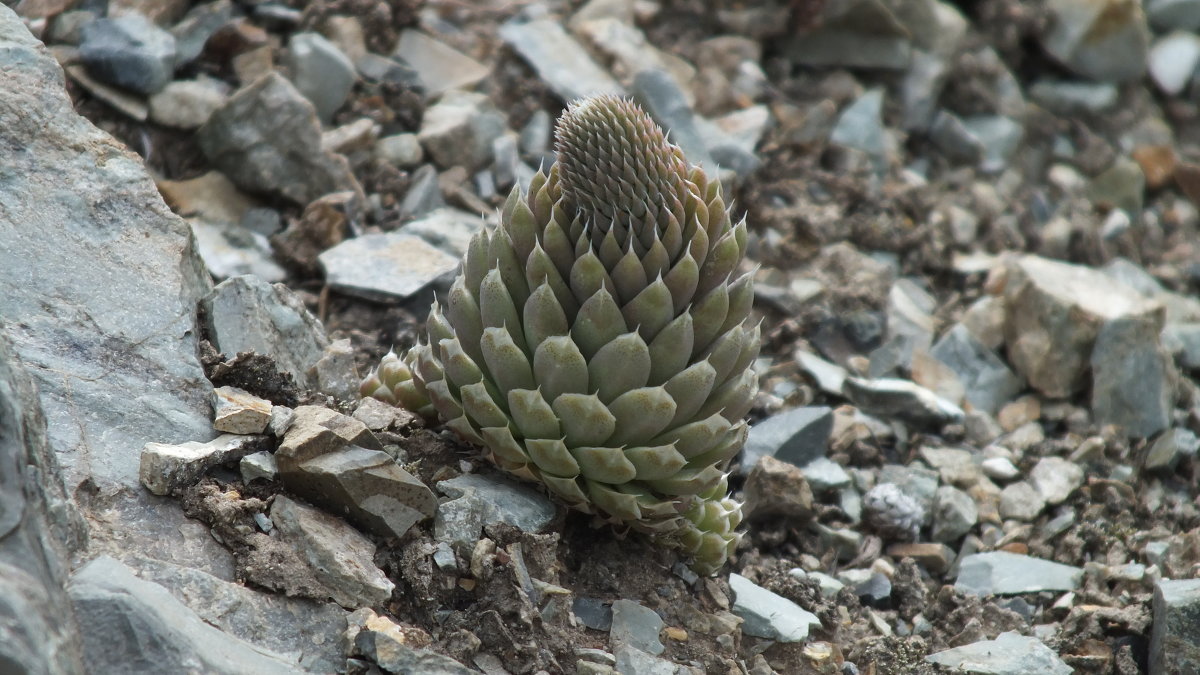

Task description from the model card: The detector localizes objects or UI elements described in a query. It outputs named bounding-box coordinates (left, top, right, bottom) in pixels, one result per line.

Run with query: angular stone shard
left=212, top=386, right=273, bottom=434
left=140, top=434, right=268, bottom=496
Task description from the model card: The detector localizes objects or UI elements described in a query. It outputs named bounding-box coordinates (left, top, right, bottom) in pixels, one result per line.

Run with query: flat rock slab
left=434, top=473, right=558, bottom=548
left=276, top=405, right=382, bottom=468
left=1151, top=578, right=1200, bottom=674
left=202, top=275, right=330, bottom=389
left=610, top=599, right=666, bottom=656
left=281, top=445, right=437, bottom=539
left=740, top=406, right=834, bottom=472
left=498, top=18, right=624, bottom=102
left=213, top=386, right=273, bottom=434
left=955, top=551, right=1083, bottom=595
left=270, top=496, right=395, bottom=610
left=926, top=631, right=1071, bottom=674
left=319, top=232, right=460, bottom=301
left=68, top=556, right=299, bottom=674
left=844, top=376, right=965, bottom=429
left=1003, top=254, right=1164, bottom=398
left=729, top=573, right=822, bottom=642
left=394, top=29, right=490, bottom=97
left=127, top=556, right=347, bottom=674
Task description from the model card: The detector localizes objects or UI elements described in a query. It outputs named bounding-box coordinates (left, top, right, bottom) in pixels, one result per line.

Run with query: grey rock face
left=284, top=32, right=356, bottom=123
left=729, top=573, right=821, bottom=642
left=1090, top=313, right=1173, bottom=438
left=79, top=14, right=177, bottom=94
left=0, top=7, right=215, bottom=495
left=399, top=208, right=487, bottom=258
left=69, top=556, right=299, bottom=674
left=632, top=68, right=716, bottom=175
left=171, top=0, right=233, bottom=66
left=269, top=496, right=395, bottom=609
left=926, top=631, right=1071, bottom=674
left=1151, top=578, right=1200, bottom=674
left=931, top=485, right=978, bottom=543
left=126, top=556, right=347, bottom=673
left=0, top=329, right=85, bottom=674
left=843, top=377, right=965, bottom=428
left=148, top=78, right=228, bottom=129
left=308, top=338, right=361, bottom=401
left=197, top=72, right=362, bottom=206
left=201, top=275, right=330, bottom=389
left=955, top=551, right=1082, bottom=595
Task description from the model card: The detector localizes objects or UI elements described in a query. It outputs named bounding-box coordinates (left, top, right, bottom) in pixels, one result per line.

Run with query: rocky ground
left=4, top=0, right=1200, bottom=673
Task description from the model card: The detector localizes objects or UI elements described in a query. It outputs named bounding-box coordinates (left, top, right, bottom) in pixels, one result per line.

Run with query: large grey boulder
left=0, top=331, right=85, bottom=674
left=0, top=8, right=337, bottom=673
left=69, top=556, right=299, bottom=675
left=0, top=2, right=237, bottom=586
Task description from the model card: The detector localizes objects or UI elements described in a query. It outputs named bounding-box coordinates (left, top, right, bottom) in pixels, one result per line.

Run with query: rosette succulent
left=362, top=96, right=759, bottom=574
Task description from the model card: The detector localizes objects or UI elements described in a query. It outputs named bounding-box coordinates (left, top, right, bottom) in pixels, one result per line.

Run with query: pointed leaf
left=571, top=446, right=637, bottom=484
left=523, top=282, right=569, bottom=354
left=690, top=283, right=729, bottom=356
left=551, top=392, right=616, bottom=447
left=721, top=270, right=754, bottom=334
left=541, top=473, right=590, bottom=506
left=524, top=437, right=581, bottom=477
left=438, top=338, right=483, bottom=388
left=622, top=444, right=687, bottom=481
left=525, top=242, right=578, bottom=321
left=464, top=229, right=491, bottom=296
left=622, top=278, right=674, bottom=343
left=611, top=246, right=648, bottom=305
left=480, top=326, right=535, bottom=393
left=696, top=230, right=739, bottom=297
left=459, top=381, right=509, bottom=429
left=488, top=229, right=530, bottom=307
left=446, top=278, right=485, bottom=365
left=480, top=268, right=525, bottom=349
left=569, top=249, right=615, bottom=307
left=481, top=425, right=532, bottom=464
left=588, top=332, right=651, bottom=402
left=533, top=335, right=589, bottom=403
left=506, top=196, right=538, bottom=264
left=586, top=480, right=641, bottom=521
left=662, top=246, right=699, bottom=313
left=606, top=386, right=676, bottom=446
left=572, top=287, right=626, bottom=359
left=508, top=388, right=561, bottom=440
left=663, top=360, right=717, bottom=426
left=542, top=218, right=576, bottom=278
left=647, top=312, right=694, bottom=386
left=651, top=413, right=731, bottom=459
left=646, top=465, right=723, bottom=496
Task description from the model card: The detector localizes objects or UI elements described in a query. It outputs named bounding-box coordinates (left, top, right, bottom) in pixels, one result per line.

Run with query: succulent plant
left=362, top=95, right=759, bottom=574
